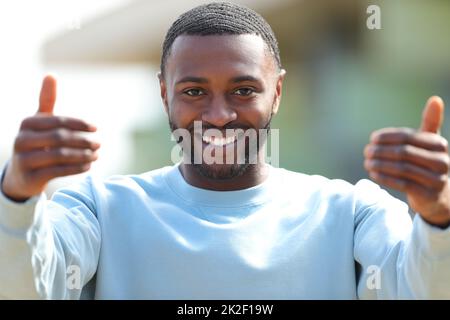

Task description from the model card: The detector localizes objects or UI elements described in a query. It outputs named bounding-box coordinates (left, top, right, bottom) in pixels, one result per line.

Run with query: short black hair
left=160, top=2, right=281, bottom=76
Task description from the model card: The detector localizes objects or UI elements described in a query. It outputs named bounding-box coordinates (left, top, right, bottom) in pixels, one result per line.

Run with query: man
left=0, top=2, right=449, bottom=299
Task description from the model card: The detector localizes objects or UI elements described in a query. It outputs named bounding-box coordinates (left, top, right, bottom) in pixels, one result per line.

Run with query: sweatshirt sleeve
left=353, top=179, right=450, bottom=299
left=0, top=169, right=101, bottom=299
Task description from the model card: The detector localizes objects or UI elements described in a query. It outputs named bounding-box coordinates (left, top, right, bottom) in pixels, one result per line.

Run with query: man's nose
left=202, top=96, right=237, bottom=128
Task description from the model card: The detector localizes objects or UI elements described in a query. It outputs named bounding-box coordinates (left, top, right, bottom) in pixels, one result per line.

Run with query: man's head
left=158, top=2, right=286, bottom=183
left=160, top=2, right=282, bottom=76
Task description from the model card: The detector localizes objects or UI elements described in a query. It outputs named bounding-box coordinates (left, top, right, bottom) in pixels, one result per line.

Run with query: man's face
left=159, top=34, right=285, bottom=180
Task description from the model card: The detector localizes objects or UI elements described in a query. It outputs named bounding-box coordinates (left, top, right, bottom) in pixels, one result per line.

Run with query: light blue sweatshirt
left=0, top=163, right=449, bottom=299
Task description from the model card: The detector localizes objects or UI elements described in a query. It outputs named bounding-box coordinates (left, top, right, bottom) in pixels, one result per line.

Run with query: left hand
left=364, top=96, right=450, bottom=228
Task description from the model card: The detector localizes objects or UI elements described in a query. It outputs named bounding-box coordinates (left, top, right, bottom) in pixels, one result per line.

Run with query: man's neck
left=179, top=161, right=269, bottom=191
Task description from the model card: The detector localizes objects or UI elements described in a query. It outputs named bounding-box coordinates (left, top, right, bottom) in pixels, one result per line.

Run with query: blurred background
left=0, top=0, right=449, bottom=200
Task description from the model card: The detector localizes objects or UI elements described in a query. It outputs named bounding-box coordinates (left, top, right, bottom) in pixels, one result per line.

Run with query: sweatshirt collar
left=164, top=163, right=278, bottom=207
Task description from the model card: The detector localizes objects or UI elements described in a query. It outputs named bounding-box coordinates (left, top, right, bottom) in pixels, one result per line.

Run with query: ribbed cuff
left=413, top=214, right=450, bottom=260
left=0, top=164, right=46, bottom=230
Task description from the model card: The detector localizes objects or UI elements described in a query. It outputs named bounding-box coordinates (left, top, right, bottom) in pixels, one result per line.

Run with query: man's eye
left=183, top=89, right=205, bottom=97
left=234, top=88, right=255, bottom=96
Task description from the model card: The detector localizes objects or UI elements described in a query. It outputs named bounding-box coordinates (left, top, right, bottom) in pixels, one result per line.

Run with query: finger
left=368, top=171, right=435, bottom=199
left=420, top=96, right=445, bottom=134
left=16, top=148, right=98, bottom=170
left=365, top=159, right=447, bottom=191
left=38, top=75, right=57, bottom=114
left=370, top=127, right=447, bottom=152
left=28, top=163, right=92, bottom=183
left=20, top=115, right=97, bottom=132
left=364, top=143, right=450, bottom=174
left=14, top=129, right=101, bottom=152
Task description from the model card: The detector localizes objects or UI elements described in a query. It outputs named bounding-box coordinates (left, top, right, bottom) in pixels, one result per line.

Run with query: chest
left=95, top=200, right=357, bottom=299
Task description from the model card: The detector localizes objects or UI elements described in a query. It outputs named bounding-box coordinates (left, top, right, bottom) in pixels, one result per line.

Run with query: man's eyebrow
left=230, top=75, right=262, bottom=83
left=175, top=76, right=209, bottom=85
left=175, top=75, right=262, bottom=85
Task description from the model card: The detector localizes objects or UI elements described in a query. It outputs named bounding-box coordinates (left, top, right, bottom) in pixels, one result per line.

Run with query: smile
left=202, top=133, right=237, bottom=147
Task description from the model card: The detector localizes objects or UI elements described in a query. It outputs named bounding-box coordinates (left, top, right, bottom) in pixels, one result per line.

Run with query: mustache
left=169, top=114, right=273, bottom=137
left=169, top=121, right=251, bottom=133
left=187, top=123, right=252, bottom=133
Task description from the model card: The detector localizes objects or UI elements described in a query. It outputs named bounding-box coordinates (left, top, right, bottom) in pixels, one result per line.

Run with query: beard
left=169, top=117, right=272, bottom=181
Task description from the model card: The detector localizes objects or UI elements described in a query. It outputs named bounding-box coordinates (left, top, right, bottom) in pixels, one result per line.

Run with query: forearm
left=0, top=167, right=101, bottom=299
left=354, top=182, right=450, bottom=299
left=400, top=214, right=450, bottom=298
left=0, top=188, right=47, bottom=299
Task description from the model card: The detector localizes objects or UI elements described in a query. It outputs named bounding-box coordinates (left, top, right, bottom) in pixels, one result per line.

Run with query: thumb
left=419, top=96, right=445, bottom=134
left=38, top=75, right=57, bottom=114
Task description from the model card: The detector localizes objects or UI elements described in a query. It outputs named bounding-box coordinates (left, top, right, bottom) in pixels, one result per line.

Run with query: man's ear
left=271, top=69, right=286, bottom=115
left=157, top=72, right=169, bottom=115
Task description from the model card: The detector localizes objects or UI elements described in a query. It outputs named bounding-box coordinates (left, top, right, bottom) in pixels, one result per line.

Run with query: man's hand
left=1, top=75, right=100, bottom=202
left=364, top=96, right=450, bottom=228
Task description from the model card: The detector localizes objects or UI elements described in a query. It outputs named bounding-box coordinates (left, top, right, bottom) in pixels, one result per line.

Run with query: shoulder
left=102, top=166, right=171, bottom=188
left=90, top=166, right=175, bottom=200
left=52, top=165, right=175, bottom=205
left=274, top=167, right=355, bottom=198
left=274, top=167, right=407, bottom=212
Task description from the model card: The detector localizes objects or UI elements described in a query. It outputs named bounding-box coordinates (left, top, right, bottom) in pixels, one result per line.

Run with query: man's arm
left=353, top=180, right=450, bottom=299
left=0, top=75, right=101, bottom=299
left=357, top=96, right=450, bottom=299
left=0, top=170, right=101, bottom=299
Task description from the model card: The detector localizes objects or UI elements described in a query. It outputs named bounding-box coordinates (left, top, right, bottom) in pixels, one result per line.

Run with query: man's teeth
left=202, top=135, right=236, bottom=146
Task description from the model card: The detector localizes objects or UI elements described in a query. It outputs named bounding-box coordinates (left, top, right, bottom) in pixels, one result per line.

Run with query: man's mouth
left=201, top=133, right=238, bottom=147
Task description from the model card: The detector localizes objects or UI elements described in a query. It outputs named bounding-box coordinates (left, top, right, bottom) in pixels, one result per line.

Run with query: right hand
left=1, top=75, right=101, bottom=201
